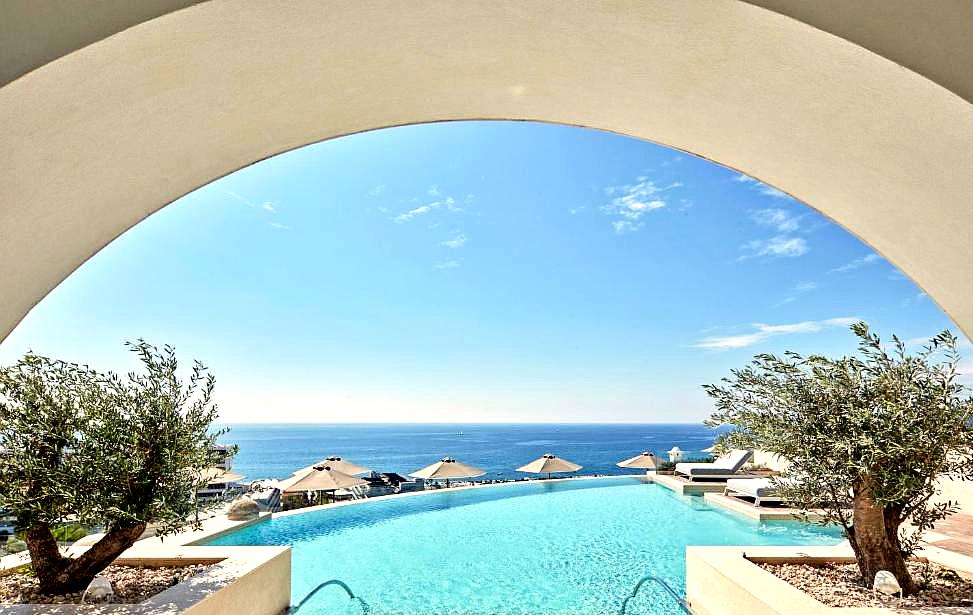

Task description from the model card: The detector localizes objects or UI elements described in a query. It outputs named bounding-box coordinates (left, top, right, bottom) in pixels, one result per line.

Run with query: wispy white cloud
left=226, top=190, right=254, bottom=207
left=612, top=220, right=640, bottom=234
left=227, top=190, right=283, bottom=228
left=601, top=177, right=679, bottom=233
left=829, top=253, right=882, bottom=274
left=394, top=205, right=434, bottom=223
left=751, top=208, right=801, bottom=233
left=900, top=291, right=928, bottom=308
left=957, top=359, right=973, bottom=386
left=694, top=317, right=860, bottom=350
left=733, top=174, right=791, bottom=199
left=228, top=190, right=277, bottom=211
left=773, top=281, right=818, bottom=307
left=741, top=205, right=808, bottom=260
left=695, top=331, right=768, bottom=349
left=368, top=184, right=386, bottom=197
left=391, top=187, right=469, bottom=223
left=740, top=236, right=809, bottom=259
left=442, top=197, right=464, bottom=213
left=441, top=234, right=468, bottom=249
left=760, top=186, right=789, bottom=199
left=434, top=259, right=460, bottom=270
left=227, top=191, right=278, bottom=213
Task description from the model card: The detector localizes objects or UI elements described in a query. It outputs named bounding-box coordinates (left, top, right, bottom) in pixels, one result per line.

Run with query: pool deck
left=923, top=513, right=973, bottom=559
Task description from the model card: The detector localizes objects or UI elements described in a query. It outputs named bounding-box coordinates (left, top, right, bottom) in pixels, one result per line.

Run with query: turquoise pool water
left=208, top=477, right=842, bottom=615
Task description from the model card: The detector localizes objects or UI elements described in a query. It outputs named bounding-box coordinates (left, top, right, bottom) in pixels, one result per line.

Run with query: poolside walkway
left=924, top=513, right=973, bottom=558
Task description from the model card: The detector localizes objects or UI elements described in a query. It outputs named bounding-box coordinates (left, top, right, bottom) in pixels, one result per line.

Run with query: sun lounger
left=724, top=477, right=783, bottom=507
left=673, top=449, right=752, bottom=482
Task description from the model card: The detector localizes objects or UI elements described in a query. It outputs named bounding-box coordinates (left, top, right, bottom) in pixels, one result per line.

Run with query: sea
left=217, top=423, right=728, bottom=482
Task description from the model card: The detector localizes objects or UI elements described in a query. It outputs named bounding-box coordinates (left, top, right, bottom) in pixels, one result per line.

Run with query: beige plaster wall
left=1, top=1, right=972, bottom=347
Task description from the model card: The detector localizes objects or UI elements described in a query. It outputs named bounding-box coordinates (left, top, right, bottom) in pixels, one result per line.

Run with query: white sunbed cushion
left=725, top=478, right=777, bottom=498
left=674, top=449, right=753, bottom=476
left=713, top=449, right=753, bottom=471
left=674, top=462, right=737, bottom=476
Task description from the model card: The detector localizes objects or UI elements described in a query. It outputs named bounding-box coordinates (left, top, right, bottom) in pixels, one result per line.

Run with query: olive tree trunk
left=847, top=483, right=917, bottom=595
left=25, top=521, right=147, bottom=595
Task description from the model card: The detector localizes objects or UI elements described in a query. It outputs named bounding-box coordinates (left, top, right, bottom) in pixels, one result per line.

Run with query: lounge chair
left=673, top=449, right=752, bottom=482
left=724, top=477, right=783, bottom=507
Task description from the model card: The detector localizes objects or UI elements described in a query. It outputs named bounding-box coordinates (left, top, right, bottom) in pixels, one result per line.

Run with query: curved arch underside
left=1, top=1, right=972, bottom=341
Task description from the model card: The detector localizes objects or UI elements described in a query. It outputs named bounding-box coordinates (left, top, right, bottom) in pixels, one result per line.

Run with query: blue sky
left=0, top=121, right=967, bottom=422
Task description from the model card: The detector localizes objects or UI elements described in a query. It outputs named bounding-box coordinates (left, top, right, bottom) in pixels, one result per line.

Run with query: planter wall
left=0, top=545, right=290, bottom=615
left=686, top=545, right=973, bottom=615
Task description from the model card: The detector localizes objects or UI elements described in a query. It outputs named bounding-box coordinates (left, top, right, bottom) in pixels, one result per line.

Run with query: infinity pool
left=208, top=477, right=841, bottom=614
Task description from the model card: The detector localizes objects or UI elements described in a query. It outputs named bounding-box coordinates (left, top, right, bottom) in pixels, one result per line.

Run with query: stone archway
left=2, top=1, right=972, bottom=341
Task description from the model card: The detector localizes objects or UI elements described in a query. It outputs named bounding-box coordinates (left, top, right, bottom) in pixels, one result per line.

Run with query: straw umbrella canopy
left=516, top=453, right=582, bottom=479
left=280, top=465, right=368, bottom=494
left=409, top=457, right=485, bottom=487
left=616, top=451, right=659, bottom=470
left=293, top=456, right=371, bottom=477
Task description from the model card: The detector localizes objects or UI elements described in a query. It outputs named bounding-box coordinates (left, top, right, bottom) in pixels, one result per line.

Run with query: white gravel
left=759, top=560, right=973, bottom=612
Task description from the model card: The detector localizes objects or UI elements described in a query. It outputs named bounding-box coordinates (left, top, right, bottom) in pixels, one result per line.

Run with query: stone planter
left=0, top=545, right=290, bottom=615
left=686, top=545, right=973, bottom=615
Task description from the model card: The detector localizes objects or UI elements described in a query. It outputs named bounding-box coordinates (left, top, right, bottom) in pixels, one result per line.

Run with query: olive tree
left=704, top=323, right=973, bottom=595
left=0, top=341, right=234, bottom=595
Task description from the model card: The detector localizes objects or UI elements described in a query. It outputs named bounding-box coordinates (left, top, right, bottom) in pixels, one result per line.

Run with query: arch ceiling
left=1, top=1, right=972, bottom=342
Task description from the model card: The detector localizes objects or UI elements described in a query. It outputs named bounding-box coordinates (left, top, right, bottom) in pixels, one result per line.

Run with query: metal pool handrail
left=618, top=574, right=691, bottom=615
left=290, top=579, right=370, bottom=614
